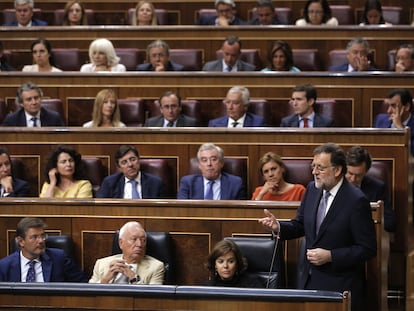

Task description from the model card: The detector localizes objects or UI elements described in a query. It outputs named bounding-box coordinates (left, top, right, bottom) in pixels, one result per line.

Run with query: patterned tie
left=316, top=191, right=330, bottom=234
left=26, top=260, right=36, bottom=282
left=302, top=118, right=309, bottom=128
left=232, top=121, right=239, bottom=127
left=31, top=117, right=38, bottom=127
left=167, top=121, right=174, bottom=127
left=129, top=180, right=140, bottom=199
left=205, top=181, right=215, bottom=200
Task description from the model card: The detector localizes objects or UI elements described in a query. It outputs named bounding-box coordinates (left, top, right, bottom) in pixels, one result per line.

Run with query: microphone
left=266, top=230, right=280, bottom=289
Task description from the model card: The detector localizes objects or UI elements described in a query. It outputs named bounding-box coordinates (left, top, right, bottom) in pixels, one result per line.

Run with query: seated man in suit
left=203, top=36, right=256, bottom=72
left=3, top=0, right=47, bottom=26
left=346, top=146, right=395, bottom=232
left=89, top=221, right=164, bottom=284
left=136, top=40, right=184, bottom=72
left=329, top=37, right=377, bottom=72
left=0, top=41, right=15, bottom=71
left=249, top=0, right=281, bottom=25
left=197, top=0, right=247, bottom=26
left=0, top=217, right=88, bottom=282
left=394, top=43, right=414, bottom=72
left=97, top=145, right=166, bottom=198
left=2, top=82, right=65, bottom=127
left=209, top=86, right=266, bottom=127
left=374, top=88, right=414, bottom=156
left=280, top=84, right=334, bottom=128
left=0, top=147, right=30, bottom=197
left=144, top=91, right=198, bottom=127
left=177, top=143, right=247, bottom=199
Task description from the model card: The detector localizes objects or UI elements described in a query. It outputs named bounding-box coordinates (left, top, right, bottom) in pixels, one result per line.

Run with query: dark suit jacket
left=1, top=107, right=65, bottom=126
left=0, top=248, right=88, bottom=282
left=360, top=175, right=395, bottom=232
left=7, top=178, right=30, bottom=197
left=280, top=113, right=334, bottom=127
left=0, top=59, right=15, bottom=71
left=374, top=113, right=414, bottom=156
left=202, top=59, right=256, bottom=71
left=4, top=18, right=48, bottom=26
left=197, top=15, right=247, bottom=25
left=136, top=61, right=184, bottom=71
left=97, top=172, right=166, bottom=199
left=281, top=180, right=376, bottom=311
left=208, top=112, right=266, bottom=127
left=249, top=17, right=281, bottom=25
left=177, top=172, right=247, bottom=199
left=328, top=63, right=377, bottom=71
left=144, top=114, right=198, bottom=127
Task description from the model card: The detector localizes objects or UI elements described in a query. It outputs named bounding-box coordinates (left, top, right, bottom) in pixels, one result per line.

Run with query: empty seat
left=53, top=8, right=96, bottom=25
left=283, top=159, right=313, bottom=186
left=40, top=99, right=66, bottom=124
left=169, top=49, right=203, bottom=71
left=139, top=158, right=177, bottom=198
left=52, top=48, right=81, bottom=71
left=328, top=49, right=348, bottom=68
left=10, top=157, right=25, bottom=181
left=195, top=8, right=216, bottom=24
left=292, top=49, right=322, bottom=71
left=2, top=8, right=42, bottom=25
left=216, top=49, right=262, bottom=70
left=314, top=99, right=352, bottom=127
left=329, top=5, right=354, bottom=25
left=248, top=99, right=273, bottom=126
left=115, top=48, right=146, bottom=71
left=367, top=161, right=392, bottom=196
left=118, top=98, right=146, bottom=127
left=127, top=8, right=169, bottom=25
left=248, top=7, right=292, bottom=25
left=82, top=157, right=107, bottom=196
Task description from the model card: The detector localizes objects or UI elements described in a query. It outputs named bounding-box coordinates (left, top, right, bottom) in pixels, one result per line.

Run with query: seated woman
left=252, top=152, right=305, bottom=201
left=295, top=0, right=338, bottom=26
left=131, top=0, right=157, bottom=25
left=22, top=38, right=62, bottom=72
left=359, top=0, right=391, bottom=26
left=83, top=89, right=126, bottom=127
left=261, top=40, right=300, bottom=72
left=62, top=0, right=88, bottom=25
left=80, top=38, right=126, bottom=72
left=206, top=239, right=263, bottom=288
left=40, top=145, right=93, bottom=198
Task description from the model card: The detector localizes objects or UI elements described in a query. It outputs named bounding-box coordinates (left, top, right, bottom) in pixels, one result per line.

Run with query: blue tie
left=316, top=191, right=330, bottom=234
left=205, top=181, right=214, bottom=200
left=129, top=180, right=140, bottom=199
left=26, top=260, right=36, bottom=282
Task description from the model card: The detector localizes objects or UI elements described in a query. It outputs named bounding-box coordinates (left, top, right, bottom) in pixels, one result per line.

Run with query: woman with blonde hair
left=132, top=1, right=157, bottom=25
left=80, top=38, right=126, bottom=72
left=62, top=0, right=88, bottom=25
left=83, top=89, right=126, bottom=127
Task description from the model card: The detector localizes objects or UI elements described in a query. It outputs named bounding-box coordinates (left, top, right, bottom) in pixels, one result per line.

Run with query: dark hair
left=396, top=44, right=414, bottom=61
left=206, top=239, right=247, bottom=278
left=313, top=143, right=347, bottom=176
left=45, top=145, right=86, bottom=184
left=0, top=146, right=13, bottom=175
left=224, top=36, right=241, bottom=49
left=387, top=88, right=413, bottom=111
left=63, top=0, right=88, bottom=25
left=346, top=146, right=372, bottom=171
left=268, top=40, right=294, bottom=71
left=303, top=0, right=332, bottom=24
left=292, top=84, right=317, bottom=101
left=16, top=217, right=46, bottom=239
left=362, top=0, right=385, bottom=25
left=16, top=82, right=43, bottom=104
left=115, top=145, right=140, bottom=167
left=159, top=91, right=181, bottom=107
left=256, top=0, right=274, bottom=10
left=30, top=38, right=56, bottom=67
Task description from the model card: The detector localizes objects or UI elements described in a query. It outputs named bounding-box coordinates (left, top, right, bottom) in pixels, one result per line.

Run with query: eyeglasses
left=310, top=164, right=334, bottom=172
left=27, top=233, right=48, bottom=241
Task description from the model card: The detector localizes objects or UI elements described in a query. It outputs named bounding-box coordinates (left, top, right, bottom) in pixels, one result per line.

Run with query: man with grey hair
left=329, top=37, right=377, bottom=72
left=136, top=40, right=184, bottom=71
left=3, top=0, right=47, bottom=26
left=89, top=221, right=164, bottom=284
left=177, top=143, right=247, bottom=199
left=2, top=82, right=65, bottom=126
left=208, top=86, right=266, bottom=127
left=198, top=0, right=247, bottom=25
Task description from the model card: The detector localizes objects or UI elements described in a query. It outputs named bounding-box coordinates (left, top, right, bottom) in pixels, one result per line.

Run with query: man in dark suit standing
left=3, top=0, right=47, bottom=26
left=144, top=91, right=198, bottom=127
left=280, top=84, right=334, bottom=128
left=177, top=143, right=247, bottom=199
left=97, top=145, right=166, bottom=199
left=259, top=143, right=377, bottom=311
left=374, top=88, right=414, bottom=156
left=0, top=217, right=87, bottom=282
left=2, top=82, right=65, bottom=127
left=136, top=40, right=184, bottom=72
left=0, top=147, right=30, bottom=197
left=203, top=36, right=256, bottom=72
left=209, top=86, right=266, bottom=127
left=197, top=0, right=247, bottom=26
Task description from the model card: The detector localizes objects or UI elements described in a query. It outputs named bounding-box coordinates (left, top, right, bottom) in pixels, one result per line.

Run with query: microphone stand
left=266, top=230, right=280, bottom=289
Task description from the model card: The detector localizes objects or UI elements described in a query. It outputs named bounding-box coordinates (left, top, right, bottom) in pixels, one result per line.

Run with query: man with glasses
left=259, top=143, right=376, bottom=311
left=136, top=40, right=184, bottom=72
left=89, top=221, right=164, bottom=284
left=197, top=0, right=246, bottom=26
left=0, top=217, right=87, bottom=282
left=97, top=145, right=166, bottom=199
left=144, top=91, right=198, bottom=127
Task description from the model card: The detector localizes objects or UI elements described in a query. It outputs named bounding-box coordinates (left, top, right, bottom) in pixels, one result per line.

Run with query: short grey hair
left=215, top=0, right=235, bottom=8
left=16, top=82, right=43, bottom=104
left=119, top=221, right=146, bottom=240
left=346, top=37, right=370, bottom=53
left=147, top=40, right=170, bottom=57
left=227, top=86, right=250, bottom=105
left=15, top=0, right=33, bottom=8
left=197, top=143, right=224, bottom=161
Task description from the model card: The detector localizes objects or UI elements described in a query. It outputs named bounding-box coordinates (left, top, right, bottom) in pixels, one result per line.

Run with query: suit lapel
left=40, top=251, right=52, bottom=282
left=194, top=176, right=204, bottom=199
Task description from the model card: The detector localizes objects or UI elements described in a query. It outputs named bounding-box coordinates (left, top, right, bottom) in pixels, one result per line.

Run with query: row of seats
left=1, top=5, right=408, bottom=25
left=2, top=47, right=403, bottom=71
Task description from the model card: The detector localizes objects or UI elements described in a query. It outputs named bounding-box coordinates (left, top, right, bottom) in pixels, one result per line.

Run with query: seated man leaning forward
left=89, top=221, right=164, bottom=284
left=177, top=143, right=247, bottom=199
left=0, top=146, right=30, bottom=197
left=136, top=40, right=184, bottom=72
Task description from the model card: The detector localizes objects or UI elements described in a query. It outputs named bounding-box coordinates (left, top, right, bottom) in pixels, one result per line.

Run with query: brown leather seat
left=216, top=49, right=262, bottom=70
left=82, top=156, right=107, bottom=196
left=248, top=99, right=273, bottom=126
left=292, top=49, right=322, bottom=71
left=40, top=99, right=66, bottom=124
left=169, top=49, right=203, bottom=71
left=127, top=8, right=169, bottom=25
left=2, top=8, right=42, bottom=24
left=0, top=98, right=6, bottom=124
left=140, top=158, right=177, bottom=198
left=118, top=98, right=146, bottom=127
left=248, top=7, right=292, bottom=25
left=115, top=48, right=146, bottom=71
left=283, top=159, right=313, bottom=186
left=52, top=48, right=81, bottom=71
left=53, top=8, right=96, bottom=25
left=329, top=5, right=354, bottom=25
left=387, top=49, right=396, bottom=71
left=194, top=8, right=216, bottom=23
left=367, top=161, right=392, bottom=196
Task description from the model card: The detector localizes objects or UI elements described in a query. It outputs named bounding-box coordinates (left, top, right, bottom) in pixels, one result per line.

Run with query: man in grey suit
left=280, top=84, right=334, bottom=128
left=202, top=36, right=256, bottom=72
left=144, top=91, right=198, bottom=127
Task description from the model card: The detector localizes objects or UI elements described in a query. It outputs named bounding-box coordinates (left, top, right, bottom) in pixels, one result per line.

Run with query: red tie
left=303, top=118, right=309, bottom=128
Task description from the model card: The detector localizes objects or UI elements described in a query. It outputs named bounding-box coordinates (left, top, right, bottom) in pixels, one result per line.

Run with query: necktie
left=26, top=260, right=36, bottom=282
left=114, top=265, right=134, bottom=284
left=226, top=66, right=232, bottom=72
left=232, top=121, right=239, bottom=127
left=167, top=121, right=174, bottom=127
left=205, top=181, right=215, bottom=200
left=316, top=191, right=330, bottom=234
left=129, top=180, right=140, bottom=199
left=31, top=117, right=38, bottom=127
left=302, top=118, right=309, bottom=128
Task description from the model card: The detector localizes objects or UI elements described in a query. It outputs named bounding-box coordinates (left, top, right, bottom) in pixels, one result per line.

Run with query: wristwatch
left=129, top=274, right=140, bottom=284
